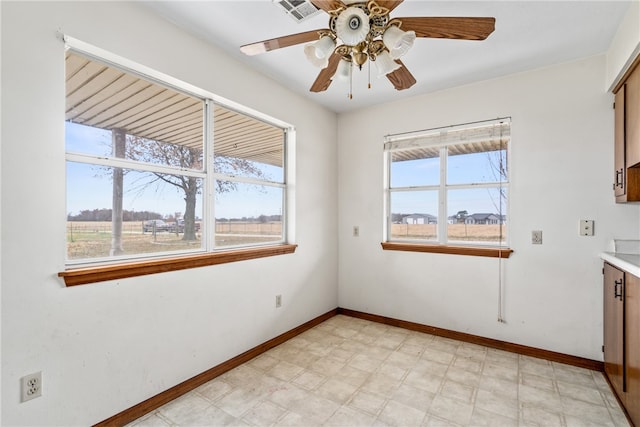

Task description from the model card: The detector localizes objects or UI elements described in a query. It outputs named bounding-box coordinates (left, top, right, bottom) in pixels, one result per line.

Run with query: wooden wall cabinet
left=603, top=262, right=640, bottom=426
left=614, top=62, right=640, bottom=202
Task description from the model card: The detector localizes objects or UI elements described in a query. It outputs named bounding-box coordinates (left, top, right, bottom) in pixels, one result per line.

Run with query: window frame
left=383, top=118, right=512, bottom=258
left=59, top=37, right=296, bottom=285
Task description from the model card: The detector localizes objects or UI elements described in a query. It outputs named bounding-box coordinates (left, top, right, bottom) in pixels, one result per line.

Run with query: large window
left=64, top=45, right=292, bottom=272
left=384, top=119, right=510, bottom=251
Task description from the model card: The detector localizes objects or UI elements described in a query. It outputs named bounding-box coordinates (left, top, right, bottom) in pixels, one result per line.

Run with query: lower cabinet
left=604, top=262, right=640, bottom=426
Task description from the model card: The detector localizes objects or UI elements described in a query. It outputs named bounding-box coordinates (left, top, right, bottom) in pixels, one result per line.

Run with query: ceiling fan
left=240, top=0, right=496, bottom=98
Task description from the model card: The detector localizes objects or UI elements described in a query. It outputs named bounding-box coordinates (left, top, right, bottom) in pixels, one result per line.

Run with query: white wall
left=337, top=55, right=640, bottom=362
left=606, top=0, right=640, bottom=90
left=0, top=2, right=338, bottom=426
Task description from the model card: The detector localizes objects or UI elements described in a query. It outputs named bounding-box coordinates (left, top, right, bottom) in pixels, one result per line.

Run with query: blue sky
left=65, top=122, right=283, bottom=219
left=66, top=122, right=507, bottom=220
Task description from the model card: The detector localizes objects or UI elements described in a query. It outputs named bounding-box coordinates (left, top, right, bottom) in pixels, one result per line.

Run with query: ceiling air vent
left=273, top=0, right=321, bottom=23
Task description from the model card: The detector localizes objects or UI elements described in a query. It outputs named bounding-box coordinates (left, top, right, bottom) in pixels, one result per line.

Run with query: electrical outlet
left=21, top=372, right=42, bottom=402
left=275, top=294, right=282, bottom=308
left=532, top=230, right=543, bottom=244
left=353, top=226, right=359, bottom=237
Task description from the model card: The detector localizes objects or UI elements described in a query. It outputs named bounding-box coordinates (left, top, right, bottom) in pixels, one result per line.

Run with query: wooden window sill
left=59, top=244, right=298, bottom=286
left=381, top=242, right=513, bottom=258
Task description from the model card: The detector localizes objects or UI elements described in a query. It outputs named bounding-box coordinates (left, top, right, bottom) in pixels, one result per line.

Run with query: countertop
left=601, top=252, right=640, bottom=277
left=601, top=239, right=640, bottom=277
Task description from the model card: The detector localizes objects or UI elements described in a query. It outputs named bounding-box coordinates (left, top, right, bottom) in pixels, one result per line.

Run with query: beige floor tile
left=268, top=360, right=305, bottom=382
left=333, top=364, right=371, bottom=387
left=404, top=370, right=445, bottom=394
left=390, top=383, right=435, bottom=412
left=519, top=355, right=555, bottom=378
left=324, top=405, right=377, bottom=426
left=557, top=379, right=608, bottom=405
left=377, top=399, right=427, bottom=426
left=481, top=361, right=518, bottom=382
left=518, top=383, right=563, bottom=413
left=473, top=388, right=518, bottom=420
left=291, top=369, right=325, bottom=390
left=315, top=377, right=359, bottom=404
left=422, top=415, right=461, bottom=426
left=129, top=315, right=628, bottom=427
left=127, top=413, right=172, bottom=427
left=452, top=355, right=483, bottom=373
left=560, top=395, right=617, bottom=425
left=348, top=389, right=387, bottom=416
left=520, top=371, right=557, bottom=392
left=468, top=407, right=518, bottom=426
left=439, top=379, right=476, bottom=404
left=428, top=394, right=474, bottom=425
left=444, top=366, right=481, bottom=387
left=477, top=374, right=518, bottom=400
left=195, top=378, right=233, bottom=402
left=156, top=392, right=211, bottom=424
left=362, top=372, right=403, bottom=395
left=241, top=401, right=286, bottom=426
left=519, top=405, right=564, bottom=427
left=377, top=361, right=408, bottom=381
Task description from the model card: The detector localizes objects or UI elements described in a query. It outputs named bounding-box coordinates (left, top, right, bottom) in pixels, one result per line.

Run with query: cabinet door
left=626, top=272, right=640, bottom=426
left=604, top=263, right=625, bottom=397
left=627, top=65, right=640, bottom=167
left=615, top=87, right=627, bottom=197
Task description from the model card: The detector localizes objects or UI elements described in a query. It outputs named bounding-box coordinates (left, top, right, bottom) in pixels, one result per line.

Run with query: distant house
left=465, top=213, right=502, bottom=225
left=402, top=213, right=437, bottom=225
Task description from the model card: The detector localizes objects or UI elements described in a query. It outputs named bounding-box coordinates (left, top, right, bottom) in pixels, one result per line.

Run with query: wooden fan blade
left=386, top=60, right=416, bottom=91
left=396, top=17, right=496, bottom=40
left=310, top=52, right=342, bottom=93
left=309, top=0, right=344, bottom=13
left=375, top=0, right=404, bottom=12
left=240, top=29, right=328, bottom=56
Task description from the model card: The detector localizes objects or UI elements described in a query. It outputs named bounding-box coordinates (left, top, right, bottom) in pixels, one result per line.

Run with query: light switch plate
left=580, top=220, right=594, bottom=236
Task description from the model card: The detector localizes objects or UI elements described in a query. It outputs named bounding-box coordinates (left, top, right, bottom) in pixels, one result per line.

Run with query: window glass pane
left=214, top=106, right=284, bottom=182
left=390, top=150, right=439, bottom=187
left=66, top=162, right=204, bottom=261
left=447, top=188, right=507, bottom=245
left=215, top=181, right=283, bottom=247
left=389, top=190, right=438, bottom=241
left=65, top=51, right=204, bottom=170
left=447, top=144, right=507, bottom=185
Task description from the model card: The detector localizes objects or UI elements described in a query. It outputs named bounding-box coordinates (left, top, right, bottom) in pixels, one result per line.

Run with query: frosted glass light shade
left=304, top=36, right=336, bottom=68
left=383, top=26, right=416, bottom=59
left=375, top=51, right=401, bottom=77
left=334, top=58, right=352, bottom=81
left=335, top=7, right=370, bottom=46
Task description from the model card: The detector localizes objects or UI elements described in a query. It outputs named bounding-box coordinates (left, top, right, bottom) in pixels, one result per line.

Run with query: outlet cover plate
left=21, top=372, right=42, bottom=402
left=532, top=230, right=543, bottom=244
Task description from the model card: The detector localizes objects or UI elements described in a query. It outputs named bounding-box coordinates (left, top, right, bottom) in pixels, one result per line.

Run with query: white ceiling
left=141, top=0, right=631, bottom=114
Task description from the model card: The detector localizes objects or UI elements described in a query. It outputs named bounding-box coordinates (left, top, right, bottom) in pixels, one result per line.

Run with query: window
left=384, top=119, right=511, bottom=256
left=62, top=42, right=294, bottom=282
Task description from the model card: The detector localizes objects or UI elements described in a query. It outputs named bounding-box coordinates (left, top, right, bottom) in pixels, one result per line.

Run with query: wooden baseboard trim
left=94, top=308, right=338, bottom=427
left=338, top=308, right=604, bottom=372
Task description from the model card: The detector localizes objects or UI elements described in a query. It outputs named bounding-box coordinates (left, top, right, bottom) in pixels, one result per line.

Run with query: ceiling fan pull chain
left=349, top=60, right=353, bottom=99
left=368, top=61, right=372, bottom=89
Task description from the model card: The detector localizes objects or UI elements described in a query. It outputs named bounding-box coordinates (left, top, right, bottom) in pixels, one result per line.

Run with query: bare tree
left=124, top=135, right=266, bottom=241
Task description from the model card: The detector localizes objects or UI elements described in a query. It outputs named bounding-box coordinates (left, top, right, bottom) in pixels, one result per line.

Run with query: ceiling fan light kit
left=375, top=50, right=401, bottom=77
left=304, top=34, right=337, bottom=68
left=241, top=0, right=496, bottom=98
left=383, top=24, right=416, bottom=59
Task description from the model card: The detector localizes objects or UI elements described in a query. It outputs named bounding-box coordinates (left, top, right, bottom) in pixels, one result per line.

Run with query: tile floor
left=128, top=315, right=630, bottom=427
